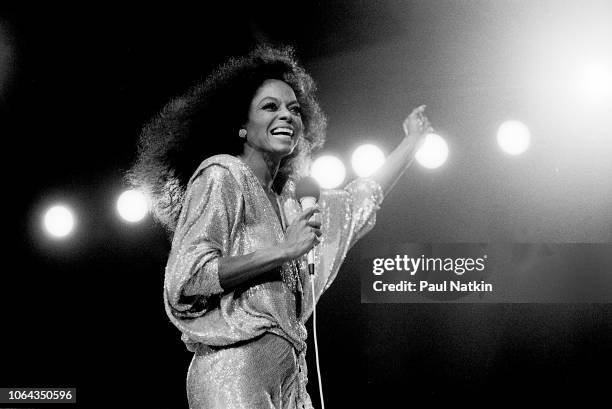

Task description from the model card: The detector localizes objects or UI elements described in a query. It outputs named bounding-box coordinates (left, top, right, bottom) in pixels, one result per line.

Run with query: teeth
left=271, top=127, right=293, bottom=136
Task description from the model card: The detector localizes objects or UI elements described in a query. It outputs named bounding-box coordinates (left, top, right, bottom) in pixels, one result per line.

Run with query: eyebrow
left=258, top=96, right=300, bottom=106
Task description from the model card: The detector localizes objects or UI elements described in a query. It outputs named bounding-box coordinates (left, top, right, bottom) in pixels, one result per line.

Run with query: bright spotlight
left=576, top=62, right=611, bottom=103
left=117, top=189, right=149, bottom=223
left=497, top=120, right=531, bottom=155
left=415, top=133, right=449, bottom=169
left=351, top=144, right=386, bottom=177
left=43, top=205, right=75, bottom=238
left=311, top=155, right=346, bottom=189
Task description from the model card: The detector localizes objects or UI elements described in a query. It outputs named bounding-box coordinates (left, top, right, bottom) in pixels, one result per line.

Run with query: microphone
left=295, top=176, right=320, bottom=275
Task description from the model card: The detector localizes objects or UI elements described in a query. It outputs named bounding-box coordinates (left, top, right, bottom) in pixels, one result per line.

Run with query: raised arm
left=370, top=105, right=431, bottom=196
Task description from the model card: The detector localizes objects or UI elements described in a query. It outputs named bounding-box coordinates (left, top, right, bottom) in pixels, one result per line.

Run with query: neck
left=238, top=145, right=281, bottom=192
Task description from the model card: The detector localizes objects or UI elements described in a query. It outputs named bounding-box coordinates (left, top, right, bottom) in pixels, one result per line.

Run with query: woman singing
left=129, top=45, right=431, bottom=409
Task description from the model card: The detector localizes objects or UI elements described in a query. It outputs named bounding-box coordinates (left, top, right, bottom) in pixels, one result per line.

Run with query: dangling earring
left=239, top=129, right=247, bottom=139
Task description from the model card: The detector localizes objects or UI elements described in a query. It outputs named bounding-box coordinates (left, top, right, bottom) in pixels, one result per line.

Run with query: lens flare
left=43, top=205, right=75, bottom=238
left=117, top=189, right=149, bottom=223
left=311, top=155, right=346, bottom=189
left=497, top=121, right=531, bottom=155
left=415, top=133, right=449, bottom=169
left=351, top=144, right=386, bottom=177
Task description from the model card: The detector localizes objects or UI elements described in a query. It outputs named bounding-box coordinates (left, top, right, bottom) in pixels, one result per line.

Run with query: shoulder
left=197, top=154, right=243, bottom=171
left=189, top=154, right=248, bottom=186
left=181, top=155, right=246, bottom=211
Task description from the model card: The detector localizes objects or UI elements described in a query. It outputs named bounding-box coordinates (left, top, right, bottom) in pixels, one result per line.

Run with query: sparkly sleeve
left=342, top=177, right=385, bottom=248
left=300, top=177, right=383, bottom=321
left=164, top=164, right=243, bottom=319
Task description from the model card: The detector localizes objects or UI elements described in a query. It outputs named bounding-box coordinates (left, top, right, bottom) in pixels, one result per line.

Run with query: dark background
left=1, top=1, right=611, bottom=407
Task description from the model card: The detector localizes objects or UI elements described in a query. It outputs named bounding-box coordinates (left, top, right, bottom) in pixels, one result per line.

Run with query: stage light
left=497, top=120, right=530, bottom=155
left=311, top=155, right=346, bottom=189
left=117, top=189, right=149, bottom=223
left=576, top=62, right=611, bottom=103
left=43, top=205, right=75, bottom=238
left=351, top=144, right=386, bottom=177
left=415, top=133, right=449, bottom=169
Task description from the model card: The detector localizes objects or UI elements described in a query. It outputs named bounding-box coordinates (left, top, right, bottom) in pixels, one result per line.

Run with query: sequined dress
left=164, top=154, right=383, bottom=409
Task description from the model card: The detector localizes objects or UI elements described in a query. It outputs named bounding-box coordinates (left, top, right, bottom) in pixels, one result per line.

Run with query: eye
left=262, top=102, right=278, bottom=111
left=289, top=105, right=302, bottom=115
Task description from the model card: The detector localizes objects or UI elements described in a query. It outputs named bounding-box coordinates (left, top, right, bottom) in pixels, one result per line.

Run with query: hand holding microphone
left=282, top=177, right=321, bottom=274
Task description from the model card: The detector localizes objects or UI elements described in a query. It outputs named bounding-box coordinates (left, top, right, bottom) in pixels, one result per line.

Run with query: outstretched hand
left=402, top=105, right=432, bottom=151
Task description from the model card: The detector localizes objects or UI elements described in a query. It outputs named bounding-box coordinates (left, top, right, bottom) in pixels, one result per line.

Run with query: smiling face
left=243, top=79, right=303, bottom=159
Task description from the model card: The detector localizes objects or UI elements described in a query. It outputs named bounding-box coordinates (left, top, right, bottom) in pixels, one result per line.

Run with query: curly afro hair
left=127, top=45, right=327, bottom=232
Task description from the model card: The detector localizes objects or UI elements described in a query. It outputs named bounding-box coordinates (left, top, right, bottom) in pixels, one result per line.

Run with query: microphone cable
left=310, top=271, right=326, bottom=409
left=295, top=175, right=324, bottom=408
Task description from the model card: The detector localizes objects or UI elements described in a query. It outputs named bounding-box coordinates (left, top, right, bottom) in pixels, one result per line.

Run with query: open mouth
left=270, top=127, right=294, bottom=137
